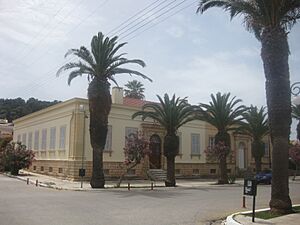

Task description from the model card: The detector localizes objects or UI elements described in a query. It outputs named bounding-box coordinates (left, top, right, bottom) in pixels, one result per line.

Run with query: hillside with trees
left=0, top=98, right=60, bottom=122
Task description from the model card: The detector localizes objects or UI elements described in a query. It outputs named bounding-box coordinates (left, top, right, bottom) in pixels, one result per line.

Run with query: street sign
left=243, top=178, right=257, bottom=222
left=79, top=168, right=86, bottom=177
left=243, top=179, right=257, bottom=196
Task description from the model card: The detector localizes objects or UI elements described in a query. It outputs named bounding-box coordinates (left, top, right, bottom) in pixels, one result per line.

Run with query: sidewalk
left=233, top=212, right=300, bottom=225
left=7, top=170, right=240, bottom=190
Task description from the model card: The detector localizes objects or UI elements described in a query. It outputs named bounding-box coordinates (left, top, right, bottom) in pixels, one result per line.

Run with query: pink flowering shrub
left=116, top=131, right=150, bottom=187
left=205, top=141, right=230, bottom=162
left=289, top=142, right=300, bottom=166
left=0, top=142, right=35, bottom=175
left=124, top=131, right=150, bottom=166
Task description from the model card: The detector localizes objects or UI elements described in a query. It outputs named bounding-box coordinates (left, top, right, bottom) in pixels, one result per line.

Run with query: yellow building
left=13, top=88, right=271, bottom=180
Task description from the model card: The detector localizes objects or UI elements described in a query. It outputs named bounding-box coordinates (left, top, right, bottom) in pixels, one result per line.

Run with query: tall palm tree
left=198, top=92, right=245, bottom=184
left=124, top=80, right=145, bottom=99
left=132, top=94, right=196, bottom=187
left=240, top=106, right=269, bottom=173
left=57, top=32, right=152, bottom=188
left=292, top=104, right=300, bottom=141
left=197, top=0, right=300, bottom=214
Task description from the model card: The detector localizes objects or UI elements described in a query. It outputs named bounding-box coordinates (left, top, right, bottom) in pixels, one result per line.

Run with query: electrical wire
left=18, top=0, right=196, bottom=99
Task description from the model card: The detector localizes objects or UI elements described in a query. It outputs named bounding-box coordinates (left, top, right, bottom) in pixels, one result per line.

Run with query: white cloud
left=166, top=26, right=184, bottom=38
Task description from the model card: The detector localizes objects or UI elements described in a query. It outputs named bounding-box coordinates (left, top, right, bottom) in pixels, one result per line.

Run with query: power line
left=14, top=0, right=71, bottom=60
left=108, top=0, right=171, bottom=37
left=19, top=0, right=196, bottom=98
left=126, top=0, right=198, bottom=41
left=26, top=0, right=176, bottom=68
left=16, top=0, right=87, bottom=64
left=119, top=0, right=188, bottom=41
left=25, top=0, right=110, bottom=66
left=106, top=0, right=162, bottom=36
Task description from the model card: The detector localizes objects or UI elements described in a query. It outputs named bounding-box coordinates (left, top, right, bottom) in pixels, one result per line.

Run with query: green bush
left=0, top=142, right=35, bottom=175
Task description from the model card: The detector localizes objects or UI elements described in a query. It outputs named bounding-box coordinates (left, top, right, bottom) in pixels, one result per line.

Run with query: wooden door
left=149, top=135, right=161, bottom=169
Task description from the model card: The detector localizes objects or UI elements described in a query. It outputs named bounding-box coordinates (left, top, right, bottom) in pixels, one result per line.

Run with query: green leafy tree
left=292, top=104, right=300, bottom=141
left=124, top=80, right=145, bottom=99
left=197, top=0, right=300, bottom=213
left=0, top=98, right=59, bottom=122
left=198, top=92, right=245, bottom=184
left=240, top=106, right=269, bottom=173
left=57, top=32, right=152, bottom=188
left=132, top=94, right=196, bottom=187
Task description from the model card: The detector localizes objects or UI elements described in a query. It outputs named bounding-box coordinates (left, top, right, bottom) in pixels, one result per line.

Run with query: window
left=208, top=136, right=215, bottom=147
left=49, top=167, right=53, bottom=172
left=59, top=125, right=66, bottom=149
left=104, top=125, right=112, bottom=151
left=193, top=169, right=199, bottom=174
left=41, top=166, right=44, bottom=171
left=264, top=141, right=270, bottom=157
left=22, top=133, right=27, bottom=146
left=34, top=130, right=39, bottom=150
left=210, top=169, right=216, bottom=174
left=191, top=133, right=200, bottom=155
left=41, top=129, right=47, bottom=150
left=125, top=127, right=138, bottom=138
left=17, top=134, right=21, bottom=142
left=58, top=168, right=63, bottom=173
left=28, top=132, right=33, bottom=150
left=178, top=132, right=182, bottom=154
left=49, top=127, right=56, bottom=150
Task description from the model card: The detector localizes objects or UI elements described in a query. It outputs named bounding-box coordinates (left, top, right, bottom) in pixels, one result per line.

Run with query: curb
left=225, top=204, right=300, bottom=225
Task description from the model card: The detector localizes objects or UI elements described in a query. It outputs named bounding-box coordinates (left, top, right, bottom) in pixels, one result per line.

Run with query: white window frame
left=59, top=125, right=67, bottom=150
left=41, top=128, right=47, bottom=150
left=264, top=141, right=270, bottom=157
left=28, top=132, right=33, bottom=150
left=191, top=133, right=201, bottom=155
left=49, top=127, right=56, bottom=150
left=125, top=127, right=138, bottom=138
left=22, top=133, right=27, bottom=146
left=209, top=136, right=215, bottom=148
left=104, top=125, right=112, bottom=151
left=34, top=130, right=39, bottom=150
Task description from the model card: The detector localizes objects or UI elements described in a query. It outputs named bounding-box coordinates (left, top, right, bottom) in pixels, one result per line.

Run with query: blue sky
left=0, top=0, right=299, bottom=136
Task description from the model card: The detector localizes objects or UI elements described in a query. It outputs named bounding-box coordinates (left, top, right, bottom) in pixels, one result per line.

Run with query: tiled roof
left=123, top=97, right=155, bottom=108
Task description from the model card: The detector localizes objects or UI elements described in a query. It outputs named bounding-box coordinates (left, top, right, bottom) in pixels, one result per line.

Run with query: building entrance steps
left=147, top=169, right=167, bottom=181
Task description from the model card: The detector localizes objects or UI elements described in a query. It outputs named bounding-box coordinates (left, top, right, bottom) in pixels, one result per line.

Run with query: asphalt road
left=1, top=175, right=300, bottom=225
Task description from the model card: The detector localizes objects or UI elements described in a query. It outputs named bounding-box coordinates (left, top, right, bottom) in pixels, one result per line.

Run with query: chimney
left=112, top=87, right=124, bottom=104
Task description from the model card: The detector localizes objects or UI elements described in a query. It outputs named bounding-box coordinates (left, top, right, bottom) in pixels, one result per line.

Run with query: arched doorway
left=149, top=134, right=161, bottom=169
left=237, top=142, right=246, bottom=169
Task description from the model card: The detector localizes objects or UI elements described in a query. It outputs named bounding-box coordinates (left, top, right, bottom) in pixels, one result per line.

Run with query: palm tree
left=132, top=94, right=196, bottom=187
left=240, top=106, right=269, bottom=173
left=124, top=80, right=145, bottom=99
left=292, top=104, right=300, bottom=141
left=198, top=92, right=245, bottom=184
left=57, top=32, right=152, bottom=188
left=197, top=0, right=300, bottom=214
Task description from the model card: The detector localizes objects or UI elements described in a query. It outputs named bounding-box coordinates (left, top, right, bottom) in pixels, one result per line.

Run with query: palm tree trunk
left=163, top=134, right=179, bottom=187
left=218, top=156, right=228, bottom=184
left=165, top=156, right=176, bottom=187
left=88, top=78, right=111, bottom=188
left=255, top=157, right=262, bottom=174
left=297, top=121, right=300, bottom=141
left=261, top=27, right=292, bottom=214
